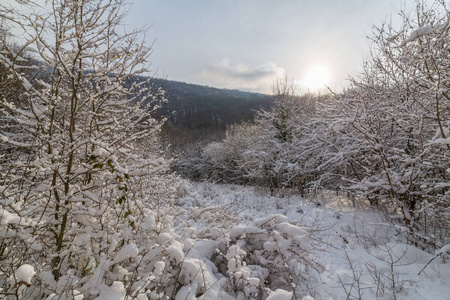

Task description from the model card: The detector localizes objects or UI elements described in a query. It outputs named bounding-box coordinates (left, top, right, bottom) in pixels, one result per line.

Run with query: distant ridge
left=147, top=78, right=273, bottom=151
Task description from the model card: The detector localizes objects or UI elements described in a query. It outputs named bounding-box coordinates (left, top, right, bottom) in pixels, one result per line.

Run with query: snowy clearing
left=188, top=183, right=450, bottom=300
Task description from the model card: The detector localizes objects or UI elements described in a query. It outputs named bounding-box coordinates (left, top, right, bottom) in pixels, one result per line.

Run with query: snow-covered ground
left=189, top=182, right=450, bottom=300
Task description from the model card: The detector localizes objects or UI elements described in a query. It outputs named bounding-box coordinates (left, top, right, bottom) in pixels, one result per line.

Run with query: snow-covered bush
left=176, top=192, right=323, bottom=300
left=200, top=123, right=258, bottom=185
left=222, top=214, right=323, bottom=298
left=315, top=0, right=450, bottom=250
left=240, top=80, right=322, bottom=196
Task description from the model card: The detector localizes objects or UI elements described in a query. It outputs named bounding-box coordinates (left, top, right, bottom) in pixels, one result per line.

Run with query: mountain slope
left=149, top=78, right=273, bottom=150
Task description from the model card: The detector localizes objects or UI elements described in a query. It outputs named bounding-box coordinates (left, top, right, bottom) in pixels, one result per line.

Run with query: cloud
left=198, top=58, right=286, bottom=93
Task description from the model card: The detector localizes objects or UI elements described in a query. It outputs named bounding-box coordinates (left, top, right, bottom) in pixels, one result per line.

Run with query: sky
left=124, top=0, right=419, bottom=93
left=3, top=0, right=420, bottom=93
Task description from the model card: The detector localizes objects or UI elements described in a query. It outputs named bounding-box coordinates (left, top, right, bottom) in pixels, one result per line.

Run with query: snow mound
left=10, top=264, right=36, bottom=287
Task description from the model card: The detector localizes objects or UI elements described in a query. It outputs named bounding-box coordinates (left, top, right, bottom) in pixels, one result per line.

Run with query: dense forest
left=148, top=78, right=273, bottom=151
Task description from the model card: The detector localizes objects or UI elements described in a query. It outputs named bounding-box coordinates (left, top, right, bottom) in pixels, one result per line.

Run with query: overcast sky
left=3, top=0, right=425, bottom=93
left=126, top=1, right=421, bottom=93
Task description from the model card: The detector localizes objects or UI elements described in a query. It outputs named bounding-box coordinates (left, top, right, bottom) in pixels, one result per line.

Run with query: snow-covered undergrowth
left=2, top=181, right=449, bottom=299
left=189, top=183, right=450, bottom=300
left=172, top=183, right=324, bottom=299
left=0, top=177, right=318, bottom=299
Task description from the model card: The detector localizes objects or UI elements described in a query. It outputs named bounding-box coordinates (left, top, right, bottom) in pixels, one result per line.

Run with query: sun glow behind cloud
left=301, top=65, right=331, bottom=92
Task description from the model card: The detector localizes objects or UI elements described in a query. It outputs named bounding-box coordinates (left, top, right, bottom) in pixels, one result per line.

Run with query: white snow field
left=185, top=183, right=450, bottom=300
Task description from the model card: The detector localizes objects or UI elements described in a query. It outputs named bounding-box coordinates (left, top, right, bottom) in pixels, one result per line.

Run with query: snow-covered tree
left=0, top=0, right=178, bottom=297
left=244, top=79, right=322, bottom=195
left=317, top=0, right=450, bottom=249
left=200, top=122, right=258, bottom=184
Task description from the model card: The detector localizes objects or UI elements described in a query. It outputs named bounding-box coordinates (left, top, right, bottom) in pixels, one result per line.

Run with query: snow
left=95, top=281, right=126, bottom=300
left=176, top=258, right=221, bottom=299
left=436, top=244, right=450, bottom=257
left=92, top=147, right=108, bottom=157
left=156, top=232, right=172, bottom=245
left=0, top=133, right=33, bottom=147
left=266, top=289, right=293, bottom=300
left=0, top=208, right=28, bottom=225
left=189, top=183, right=450, bottom=300
left=10, top=264, right=36, bottom=287
left=72, top=233, right=91, bottom=246
left=185, top=239, right=222, bottom=259
left=140, top=211, right=155, bottom=230
left=167, top=240, right=184, bottom=263
left=228, top=224, right=266, bottom=240
left=277, top=222, right=311, bottom=251
left=153, top=261, right=165, bottom=276
left=3, top=181, right=449, bottom=299
left=113, top=243, right=139, bottom=264
left=430, top=137, right=450, bottom=145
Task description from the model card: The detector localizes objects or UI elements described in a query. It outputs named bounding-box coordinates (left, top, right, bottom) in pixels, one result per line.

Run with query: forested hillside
left=149, top=78, right=273, bottom=151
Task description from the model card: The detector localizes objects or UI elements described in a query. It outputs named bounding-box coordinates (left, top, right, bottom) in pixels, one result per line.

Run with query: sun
left=303, top=66, right=330, bottom=91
